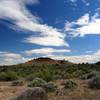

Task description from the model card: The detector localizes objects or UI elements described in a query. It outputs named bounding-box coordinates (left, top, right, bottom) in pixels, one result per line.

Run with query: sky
left=0, top=0, right=100, bottom=65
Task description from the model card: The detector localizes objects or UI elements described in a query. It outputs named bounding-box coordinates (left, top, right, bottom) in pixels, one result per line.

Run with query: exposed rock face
left=15, top=87, right=47, bottom=100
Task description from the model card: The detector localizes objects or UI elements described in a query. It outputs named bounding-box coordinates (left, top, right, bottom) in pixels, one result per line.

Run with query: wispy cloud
left=0, top=52, right=26, bottom=65
left=0, top=0, right=67, bottom=47
left=67, top=0, right=90, bottom=6
left=65, top=11, right=100, bottom=37
left=24, top=48, right=71, bottom=55
left=25, top=33, right=68, bottom=47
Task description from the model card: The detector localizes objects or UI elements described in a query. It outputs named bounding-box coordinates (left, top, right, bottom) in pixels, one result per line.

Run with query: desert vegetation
left=0, top=58, right=100, bottom=100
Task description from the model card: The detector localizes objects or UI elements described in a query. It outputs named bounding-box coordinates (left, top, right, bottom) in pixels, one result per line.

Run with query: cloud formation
left=0, top=50, right=100, bottom=65
left=67, top=0, right=90, bottom=6
left=65, top=11, right=100, bottom=37
left=0, top=52, right=26, bottom=65
left=24, top=48, right=71, bottom=55
left=0, top=0, right=67, bottom=47
left=48, top=50, right=100, bottom=64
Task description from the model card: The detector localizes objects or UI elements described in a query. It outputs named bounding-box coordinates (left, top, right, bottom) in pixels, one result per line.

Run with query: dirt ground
left=0, top=79, right=100, bottom=100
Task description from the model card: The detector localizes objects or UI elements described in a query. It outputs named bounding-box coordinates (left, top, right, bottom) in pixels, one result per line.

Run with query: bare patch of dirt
left=0, top=79, right=100, bottom=100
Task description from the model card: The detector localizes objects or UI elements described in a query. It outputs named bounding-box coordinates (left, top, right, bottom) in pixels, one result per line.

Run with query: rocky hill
left=25, top=57, right=74, bottom=66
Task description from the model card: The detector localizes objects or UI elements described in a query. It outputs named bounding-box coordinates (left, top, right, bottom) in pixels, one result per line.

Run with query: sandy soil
left=0, top=79, right=100, bottom=100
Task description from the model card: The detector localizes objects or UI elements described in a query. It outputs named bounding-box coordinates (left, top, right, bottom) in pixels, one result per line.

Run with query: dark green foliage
left=64, top=80, right=77, bottom=90
left=0, top=72, right=8, bottom=81
left=0, top=71, right=18, bottom=81
left=26, top=69, right=54, bottom=82
left=6, top=71, right=19, bottom=81
left=36, top=70, right=54, bottom=82
left=89, top=76, right=100, bottom=89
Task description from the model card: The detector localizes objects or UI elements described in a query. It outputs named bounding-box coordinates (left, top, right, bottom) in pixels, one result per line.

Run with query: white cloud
left=24, top=48, right=71, bottom=55
left=65, top=12, right=100, bottom=37
left=23, top=24, right=68, bottom=46
left=0, top=48, right=71, bottom=65
left=67, top=0, right=90, bottom=6
left=0, top=50, right=100, bottom=65
left=47, top=50, right=100, bottom=64
left=0, top=52, right=26, bottom=65
left=0, top=0, right=67, bottom=47
left=25, top=34, right=68, bottom=47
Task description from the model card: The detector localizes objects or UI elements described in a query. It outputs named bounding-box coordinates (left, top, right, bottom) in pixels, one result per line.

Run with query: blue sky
left=0, top=0, right=100, bottom=65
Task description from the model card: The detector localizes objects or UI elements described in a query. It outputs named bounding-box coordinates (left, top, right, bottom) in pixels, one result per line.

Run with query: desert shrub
left=0, top=71, right=18, bottom=81
left=11, top=80, right=24, bottom=86
left=0, top=72, right=8, bottom=81
left=73, top=70, right=84, bottom=77
left=64, top=71, right=80, bottom=79
left=53, top=74, right=62, bottom=80
left=6, top=71, right=18, bottom=81
left=28, top=78, right=57, bottom=92
left=45, top=82, right=57, bottom=92
left=89, top=76, right=100, bottom=89
left=80, top=71, right=98, bottom=80
left=14, top=87, right=47, bottom=100
left=28, top=78, right=47, bottom=88
left=64, top=67, right=80, bottom=78
left=64, top=80, right=77, bottom=90
left=38, top=70, right=54, bottom=82
left=65, top=66, right=77, bottom=74
left=26, top=68, right=54, bottom=82
left=26, top=74, right=37, bottom=81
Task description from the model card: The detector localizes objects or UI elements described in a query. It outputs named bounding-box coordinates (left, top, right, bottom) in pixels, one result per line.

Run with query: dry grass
left=0, top=79, right=100, bottom=100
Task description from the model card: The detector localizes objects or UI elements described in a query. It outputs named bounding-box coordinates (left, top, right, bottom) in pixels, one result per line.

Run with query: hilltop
left=25, top=57, right=74, bottom=66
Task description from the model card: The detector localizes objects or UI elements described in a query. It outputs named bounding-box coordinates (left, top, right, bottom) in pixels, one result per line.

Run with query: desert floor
left=0, top=79, right=100, bottom=100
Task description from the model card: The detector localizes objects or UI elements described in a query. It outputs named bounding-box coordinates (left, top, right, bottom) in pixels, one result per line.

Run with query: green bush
left=64, top=80, right=77, bottom=90
left=28, top=78, right=57, bottom=92
left=38, top=70, right=54, bottom=82
left=6, top=71, right=18, bottom=81
left=28, top=78, right=47, bottom=88
left=0, top=72, right=8, bottom=81
left=26, top=68, right=54, bottom=82
left=89, top=76, right=100, bottom=89
left=0, top=71, right=18, bottom=81
left=45, top=82, right=57, bottom=92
